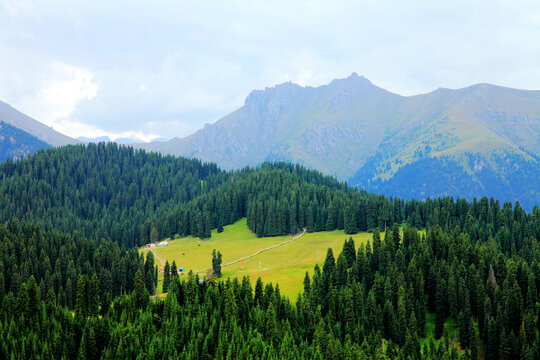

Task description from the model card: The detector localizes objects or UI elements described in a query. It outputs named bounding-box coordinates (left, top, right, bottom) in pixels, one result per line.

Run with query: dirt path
left=196, top=228, right=307, bottom=274
left=149, top=247, right=165, bottom=268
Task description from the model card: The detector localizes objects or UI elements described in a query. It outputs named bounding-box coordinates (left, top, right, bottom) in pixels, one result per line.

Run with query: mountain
left=77, top=136, right=152, bottom=145
left=116, top=137, right=148, bottom=145
left=78, top=135, right=113, bottom=143
left=141, top=74, right=398, bottom=178
left=140, top=74, right=540, bottom=209
left=0, top=100, right=78, bottom=146
left=0, top=121, right=51, bottom=162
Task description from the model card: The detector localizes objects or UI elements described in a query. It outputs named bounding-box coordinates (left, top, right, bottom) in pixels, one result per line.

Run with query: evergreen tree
left=344, top=205, right=358, bottom=234
left=88, top=274, right=99, bottom=317
left=134, top=269, right=147, bottom=309
left=163, top=261, right=171, bottom=293
left=76, top=275, right=89, bottom=319
left=212, top=249, right=223, bottom=277
left=171, top=260, right=178, bottom=278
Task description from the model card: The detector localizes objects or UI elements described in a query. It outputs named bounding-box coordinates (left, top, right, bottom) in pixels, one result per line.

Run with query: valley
left=2, top=2, right=539, bottom=358
left=141, top=218, right=371, bottom=298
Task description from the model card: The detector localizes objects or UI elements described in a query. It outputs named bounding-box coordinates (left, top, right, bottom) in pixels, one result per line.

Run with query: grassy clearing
left=423, top=313, right=466, bottom=354
left=140, top=218, right=371, bottom=298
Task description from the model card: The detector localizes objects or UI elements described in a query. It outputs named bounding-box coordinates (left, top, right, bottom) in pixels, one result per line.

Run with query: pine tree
left=212, top=249, right=222, bottom=278
left=344, top=205, right=357, bottom=234
left=434, top=275, right=445, bottom=339
left=485, top=317, right=499, bottom=360
left=371, top=229, right=381, bottom=271
left=303, top=272, right=311, bottom=295
left=265, top=303, right=279, bottom=344
left=150, top=225, right=159, bottom=243
left=171, top=260, right=178, bottom=278
left=306, top=206, right=315, bottom=232
left=289, top=201, right=298, bottom=234
left=134, top=269, right=146, bottom=309
left=204, top=208, right=212, bottom=239
left=326, top=201, right=336, bottom=231
left=254, top=277, right=264, bottom=306
left=256, top=203, right=265, bottom=237
left=224, top=286, right=238, bottom=326
left=367, top=199, right=377, bottom=231
left=88, top=274, right=99, bottom=317
left=163, top=261, right=171, bottom=293
left=25, top=275, right=40, bottom=319
left=391, top=223, right=400, bottom=251
left=342, top=238, right=356, bottom=268
left=76, top=275, right=89, bottom=318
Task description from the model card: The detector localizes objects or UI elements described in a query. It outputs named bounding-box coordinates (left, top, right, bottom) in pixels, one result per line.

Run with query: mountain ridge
left=136, top=74, right=539, bottom=209
left=0, top=121, right=51, bottom=162
left=0, top=100, right=78, bottom=147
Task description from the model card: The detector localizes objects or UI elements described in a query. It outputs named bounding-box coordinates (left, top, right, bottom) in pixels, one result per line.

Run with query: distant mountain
left=0, top=100, right=78, bottom=146
left=140, top=73, right=540, bottom=209
left=115, top=137, right=142, bottom=145
left=0, top=121, right=51, bottom=162
left=78, top=136, right=153, bottom=145
left=150, top=137, right=168, bottom=143
left=78, top=135, right=113, bottom=143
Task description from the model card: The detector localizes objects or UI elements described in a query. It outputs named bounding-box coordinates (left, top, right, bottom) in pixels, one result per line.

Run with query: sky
left=1, top=0, right=540, bottom=142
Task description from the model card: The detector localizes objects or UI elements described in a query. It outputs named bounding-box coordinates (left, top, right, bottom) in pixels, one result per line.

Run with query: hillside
left=0, top=99, right=77, bottom=147
left=0, top=121, right=51, bottom=162
left=139, top=74, right=540, bottom=209
left=1, top=143, right=538, bottom=359
left=0, top=143, right=225, bottom=247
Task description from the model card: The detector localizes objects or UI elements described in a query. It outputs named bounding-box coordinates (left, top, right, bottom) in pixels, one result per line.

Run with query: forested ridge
left=0, top=143, right=224, bottom=247
left=0, top=143, right=538, bottom=359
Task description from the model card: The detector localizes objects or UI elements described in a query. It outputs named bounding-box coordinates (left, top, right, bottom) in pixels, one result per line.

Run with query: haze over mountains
left=1, top=74, right=539, bottom=209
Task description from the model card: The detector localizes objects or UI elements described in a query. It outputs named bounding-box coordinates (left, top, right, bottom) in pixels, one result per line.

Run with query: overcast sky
left=1, top=0, right=540, bottom=141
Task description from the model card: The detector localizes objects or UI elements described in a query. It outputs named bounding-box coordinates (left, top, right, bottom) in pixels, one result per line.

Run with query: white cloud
left=0, top=0, right=539, bottom=140
left=49, top=119, right=159, bottom=143
left=7, top=62, right=99, bottom=136
left=0, top=0, right=35, bottom=17
left=39, top=63, right=98, bottom=120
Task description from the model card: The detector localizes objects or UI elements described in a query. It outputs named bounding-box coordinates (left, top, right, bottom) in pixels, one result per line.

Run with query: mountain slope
left=0, top=121, right=51, bottom=162
left=140, top=74, right=540, bottom=209
left=0, top=100, right=77, bottom=146
left=140, top=73, right=401, bottom=179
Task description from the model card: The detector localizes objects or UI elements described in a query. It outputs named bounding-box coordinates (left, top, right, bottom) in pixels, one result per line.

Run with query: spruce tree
left=391, top=223, right=400, bottom=251
left=75, top=275, right=89, bottom=319
left=88, top=274, right=100, bottom=317
left=163, top=261, right=171, bottom=293
left=134, top=269, right=146, bottom=309
left=212, top=249, right=222, bottom=278
left=434, top=275, right=445, bottom=339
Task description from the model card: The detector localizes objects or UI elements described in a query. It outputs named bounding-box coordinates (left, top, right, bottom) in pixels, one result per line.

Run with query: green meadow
left=141, top=218, right=371, bottom=298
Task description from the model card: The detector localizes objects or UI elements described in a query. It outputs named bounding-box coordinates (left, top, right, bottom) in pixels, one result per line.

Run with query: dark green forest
left=0, top=143, right=538, bottom=359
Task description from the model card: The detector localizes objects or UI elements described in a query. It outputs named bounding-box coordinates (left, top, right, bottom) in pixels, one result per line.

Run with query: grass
left=140, top=218, right=371, bottom=298
left=422, top=313, right=466, bottom=354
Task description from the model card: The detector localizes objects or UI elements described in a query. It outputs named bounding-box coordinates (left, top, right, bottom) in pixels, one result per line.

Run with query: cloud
left=0, top=0, right=539, bottom=141
left=51, top=119, right=159, bottom=142
left=39, top=63, right=98, bottom=121
left=2, top=62, right=99, bottom=136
